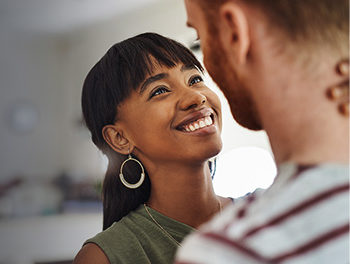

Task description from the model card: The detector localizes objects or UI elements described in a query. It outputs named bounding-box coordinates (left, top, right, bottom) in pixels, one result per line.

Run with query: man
left=175, top=0, right=349, bottom=263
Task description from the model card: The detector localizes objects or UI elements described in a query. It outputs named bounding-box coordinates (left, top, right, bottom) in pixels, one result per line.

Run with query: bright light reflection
left=213, top=147, right=277, bottom=198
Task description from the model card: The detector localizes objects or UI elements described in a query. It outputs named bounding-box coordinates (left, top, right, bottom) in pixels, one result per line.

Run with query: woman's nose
left=178, top=89, right=207, bottom=111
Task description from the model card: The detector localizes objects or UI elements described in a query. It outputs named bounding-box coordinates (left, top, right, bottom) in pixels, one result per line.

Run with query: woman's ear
left=102, top=124, right=133, bottom=155
left=218, top=1, right=250, bottom=66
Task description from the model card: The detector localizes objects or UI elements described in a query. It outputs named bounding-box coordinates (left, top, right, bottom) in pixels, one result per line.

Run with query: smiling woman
left=73, top=33, right=232, bottom=264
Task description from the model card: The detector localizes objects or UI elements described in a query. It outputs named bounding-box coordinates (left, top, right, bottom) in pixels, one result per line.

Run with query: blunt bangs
left=114, top=33, right=204, bottom=91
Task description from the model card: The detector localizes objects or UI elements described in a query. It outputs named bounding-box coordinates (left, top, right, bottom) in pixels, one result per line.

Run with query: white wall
left=0, top=0, right=194, bottom=182
left=0, top=213, right=102, bottom=264
left=0, top=32, right=64, bottom=180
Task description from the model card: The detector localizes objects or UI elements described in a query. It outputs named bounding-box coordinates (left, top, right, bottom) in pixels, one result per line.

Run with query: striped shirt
left=175, top=163, right=349, bottom=264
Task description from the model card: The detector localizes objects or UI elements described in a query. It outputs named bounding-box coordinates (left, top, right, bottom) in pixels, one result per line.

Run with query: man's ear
left=218, top=1, right=250, bottom=66
left=102, top=124, right=133, bottom=155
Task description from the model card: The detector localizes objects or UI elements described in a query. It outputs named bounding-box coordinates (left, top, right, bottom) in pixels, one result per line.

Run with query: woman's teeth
left=183, top=116, right=213, bottom=132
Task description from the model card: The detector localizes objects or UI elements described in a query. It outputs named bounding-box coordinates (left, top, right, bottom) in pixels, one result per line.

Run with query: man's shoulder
left=175, top=163, right=349, bottom=264
left=297, top=163, right=349, bottom=178
left=199, top=189, right=264, bottom=232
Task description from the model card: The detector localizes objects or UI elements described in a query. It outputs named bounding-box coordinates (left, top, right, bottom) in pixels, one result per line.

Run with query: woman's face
left=116, top=63, right=222, bottom=167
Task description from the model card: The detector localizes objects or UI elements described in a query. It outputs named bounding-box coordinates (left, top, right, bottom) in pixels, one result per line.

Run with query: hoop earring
left=119, top=154, right=145, bottom=189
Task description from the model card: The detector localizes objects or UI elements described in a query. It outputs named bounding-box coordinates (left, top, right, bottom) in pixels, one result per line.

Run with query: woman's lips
left=175, top=107, right=214, bottom=130
left=178, top=114, right=215, bottom=132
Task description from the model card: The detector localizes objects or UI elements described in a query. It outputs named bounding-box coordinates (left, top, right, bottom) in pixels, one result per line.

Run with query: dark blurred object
left=0, top=177, right=62, bottom=218
left=53, top=172, right=102, bottom=214
left=54, top=172, right=102, bottom=201
left=0, top=177, right=22, bottom=197
left=53, top=172, right=71, bottom=200
left=0, top=172, right=102, bottom=219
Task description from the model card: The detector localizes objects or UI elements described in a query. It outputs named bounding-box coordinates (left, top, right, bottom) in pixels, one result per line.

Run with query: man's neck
left=267, top=112, right=349, bottom=165
left=251, top=55, right=349, bottom=166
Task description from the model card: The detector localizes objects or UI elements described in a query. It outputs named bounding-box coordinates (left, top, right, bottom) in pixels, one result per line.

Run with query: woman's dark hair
left=81, top=33, right=205, bottom=230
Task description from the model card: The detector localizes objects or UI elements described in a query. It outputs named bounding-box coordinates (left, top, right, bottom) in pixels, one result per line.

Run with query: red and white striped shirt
left=175, top=163, right=349, bottom=264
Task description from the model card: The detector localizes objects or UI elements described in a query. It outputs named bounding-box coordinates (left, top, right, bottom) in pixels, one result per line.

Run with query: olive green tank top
left=85, top=205, right=195, bottom=264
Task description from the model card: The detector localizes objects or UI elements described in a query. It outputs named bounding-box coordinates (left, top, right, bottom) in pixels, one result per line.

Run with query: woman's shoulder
left=85, top=216, right=137, bottom=251
left=73, top=243, right=110, bottom=264
left=73, top=220, right=137, bottom=264
left=91, top=207, right=146, bottom=241
left=77, top=208, right=147, bottom=263
left=89, top=219, right=131, bottom=241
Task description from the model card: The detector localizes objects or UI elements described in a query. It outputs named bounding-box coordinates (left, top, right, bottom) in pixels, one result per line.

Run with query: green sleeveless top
left=85, top=205, right=195, bottom=264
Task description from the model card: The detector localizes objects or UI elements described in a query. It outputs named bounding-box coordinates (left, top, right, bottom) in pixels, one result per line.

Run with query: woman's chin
left=208, top=142, right=223, bottom=158
left=195, top=140, right=223, bottom=162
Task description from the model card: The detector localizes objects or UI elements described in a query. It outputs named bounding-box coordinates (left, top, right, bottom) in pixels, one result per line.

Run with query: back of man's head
left=199, top=0, right=349, bottom=59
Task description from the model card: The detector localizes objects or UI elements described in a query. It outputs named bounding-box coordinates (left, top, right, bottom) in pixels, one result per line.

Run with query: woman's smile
left=174, top=107, right=219, bottom=136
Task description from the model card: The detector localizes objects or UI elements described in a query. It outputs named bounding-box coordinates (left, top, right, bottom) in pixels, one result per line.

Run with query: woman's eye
left=189, top=75, right=203, bottom=86
left=150, top=87, right=170, bottom=98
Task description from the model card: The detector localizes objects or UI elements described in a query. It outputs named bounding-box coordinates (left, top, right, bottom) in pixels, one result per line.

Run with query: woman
left=73, top=32, right=231, bottom=264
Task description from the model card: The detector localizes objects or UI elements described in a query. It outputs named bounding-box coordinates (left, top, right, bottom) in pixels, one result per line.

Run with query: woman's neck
left=146, top=162, right=222, bottom=228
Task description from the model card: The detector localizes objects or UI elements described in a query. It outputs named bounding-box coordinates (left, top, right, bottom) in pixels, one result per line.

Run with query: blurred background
left=0, top=0, right=276, bottom=263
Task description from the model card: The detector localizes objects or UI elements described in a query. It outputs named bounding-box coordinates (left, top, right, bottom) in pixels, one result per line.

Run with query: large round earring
left=119, top=154, right=145, bottom=189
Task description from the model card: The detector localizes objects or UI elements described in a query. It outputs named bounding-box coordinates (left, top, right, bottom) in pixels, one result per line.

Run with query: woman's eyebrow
left=139, top=73, right=169, bottom=94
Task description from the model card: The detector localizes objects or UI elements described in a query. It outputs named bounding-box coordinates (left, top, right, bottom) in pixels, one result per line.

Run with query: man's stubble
left=202, top=29, right=263, bottom=131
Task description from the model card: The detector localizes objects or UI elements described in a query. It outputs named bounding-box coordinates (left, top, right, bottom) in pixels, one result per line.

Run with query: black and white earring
left=119, top=154, right=145, bottom=189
